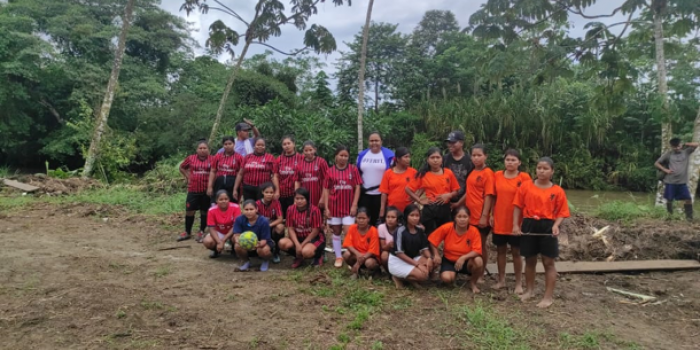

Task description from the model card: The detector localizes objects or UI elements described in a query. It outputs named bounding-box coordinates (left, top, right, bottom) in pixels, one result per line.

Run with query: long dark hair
left=403, top=204, right=421, bottom=228
left=392, top=147, right=410, bottom=168
left=416, top=147, right=443, bottom=179
left=384, top=206, right=403, bottom=229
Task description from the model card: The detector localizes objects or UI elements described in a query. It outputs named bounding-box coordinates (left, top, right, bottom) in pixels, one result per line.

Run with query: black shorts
left=520, top=218, right=558, bottom=258
left=477, top=226, right=491, bottom=236
left=440, top=258, right=472, bottom=275
left=283, top=235, right=325, bottom=257
left=186, top=192, right=210, bottom=211
left=280, top=196, right=295, bottom=219
left=242, top=184, right=262, bottom=201
left=492, top=233, right=520, bottom=247
left=422, top=204, right=452, bottom=235
left=211, top=175, right=237, bottom=204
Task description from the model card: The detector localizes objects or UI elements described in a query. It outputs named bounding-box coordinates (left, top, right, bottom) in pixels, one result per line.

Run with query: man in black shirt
left=444, top=130, right=474, bottom=209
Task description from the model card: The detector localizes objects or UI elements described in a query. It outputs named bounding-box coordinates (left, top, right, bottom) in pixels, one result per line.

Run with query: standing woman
left=208, top=136, right=243, bottom=204
left=278, top=188, right=325, bottom=268
left=234, top=138, right=277, bottom=202
left=357, top=132, right=395, bottom=225
left=377, top=206, right=402, bottom=271
left=177, top=139, right=213, bottom=242
left=294, top=141, right=329, bottom=209
left=379, top=147, right=417, bottom=217
left=388, top=204, right=432, bottom=289
left=513, top=157, right=570, bottom=308
left=405, top=147, right=460, bottom=236
left=275, top=135, right=303, bottom=216
left=492, top=149, right=531, bottom=293
left=459, top=144, right=495, bottom=278
left=323, top=145, right=363, bottom=268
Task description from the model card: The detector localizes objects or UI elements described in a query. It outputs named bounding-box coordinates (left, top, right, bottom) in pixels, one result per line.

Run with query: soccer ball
left=238, top=231, right=258, bottom=250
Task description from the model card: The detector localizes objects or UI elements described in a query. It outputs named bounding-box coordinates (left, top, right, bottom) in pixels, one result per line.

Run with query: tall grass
left=594, top=201, right=672, bottom=222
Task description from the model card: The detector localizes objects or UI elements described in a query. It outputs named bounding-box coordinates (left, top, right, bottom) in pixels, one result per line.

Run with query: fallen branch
left=606, top=287, right=657, bottom=304
left=157, top=246, right=192, bottom=251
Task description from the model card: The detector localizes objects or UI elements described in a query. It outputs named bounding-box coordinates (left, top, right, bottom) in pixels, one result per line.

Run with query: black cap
left=235, top=123, right=251, bottom=132
left=445, top=130, right=465, bottom=142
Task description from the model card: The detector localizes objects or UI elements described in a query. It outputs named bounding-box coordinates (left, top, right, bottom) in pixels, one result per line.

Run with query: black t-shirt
left=391, top=226, right=429, bottom=258
left=443, top=153, right=474, bottom=200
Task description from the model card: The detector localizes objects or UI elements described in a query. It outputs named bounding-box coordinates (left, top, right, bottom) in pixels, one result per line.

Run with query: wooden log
left=487, top=259, right=700, bottom=274
left=2, top=179, right=40, bottom=192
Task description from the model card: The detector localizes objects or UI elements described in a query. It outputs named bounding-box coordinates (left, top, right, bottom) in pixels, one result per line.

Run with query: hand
left=350, top=205, right=358, bottom=217
left=352, top=262, right=361, bottom=274
left=206, top=187, right=213, bottom=197
left=454, top=256, right=467, bottom=271
left=450, top=202, right=460, bottom=210
left=243, top=118, right=255, bottom=127
left=232, top=190, right=239, bottom=201
left=216, top=241, right=225, bottom=253
left=512, top=225, right=522, bottom=235
left=296, top=247, right=303, bottom=258
left=378, top=209, right=385, bottom=219
left=665, top=169, right=674, bottom=174
left=318, top=201, right=325, bottom=210
left=433, top=256, right=441, bottom=267
left=257, top=240, right=266, bottom=249
left=357, top=255, right=367, bottom=266
left=552, top=225, right=560, bottom=237
left=419, top=198, right=431, bottom=206
left=325, top=208, right=331, bottom=219
left=183, top=176, right=190, bottom=184
left=478, top=216, right=488, bottom=228
left=434, top=193, right=452, bottom=205
left=273, top=192, right=280, bottom=201
left=489, top=216, right=494, bottom=227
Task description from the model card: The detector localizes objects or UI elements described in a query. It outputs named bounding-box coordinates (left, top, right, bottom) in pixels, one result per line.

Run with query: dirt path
left=1, top=204, right=698, bottom=349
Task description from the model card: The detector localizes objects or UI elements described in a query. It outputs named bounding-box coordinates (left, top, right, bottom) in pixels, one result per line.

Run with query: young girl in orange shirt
left=513, top=157, right=570, bottom=308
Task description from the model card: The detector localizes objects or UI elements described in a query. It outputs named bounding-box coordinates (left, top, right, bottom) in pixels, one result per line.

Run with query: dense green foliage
left=0, top=0, right=698, bottom=192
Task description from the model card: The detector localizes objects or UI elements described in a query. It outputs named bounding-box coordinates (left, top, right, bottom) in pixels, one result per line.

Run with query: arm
left=685, top=142, right=699, bottom=148
left=454, top=251, right=481, bottom=271
left=405, top=186, right=429, bottom=205
left=269, top=210, right=284, bottom=228
left=322, top=188, right=330, bottom=218
left=233, top=170, right=244, bottom=200
left=258, top=223, right=271, bottom=248
left=655, top=152, right=672, bottom=174
left=179, top=166, right=189, bottom=183
left=379, top=193, right=388, bottom=218
left=429, top=243, right=442, bottom=265
left=351, top=184, right=361, bottom=216
left=479, top=195, right=494, bottom=228
left=552, top=217, right=565, bottom=236
left=435, top=189, right=458, bottom=205
left=512, top=206, right=522, bottom=235
left=454, top=193, right=466, bottom=206
left=207, top=168, right=216, bottom=197
left=380, top=238, right=393, bottom=251
left=299, top=228, right=320, bottom=246
left=272, top=173, right=281, bottom=201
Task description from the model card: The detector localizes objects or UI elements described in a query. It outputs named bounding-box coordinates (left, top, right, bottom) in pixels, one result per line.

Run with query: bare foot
left=520, top=291, right=534, bottom=302
left=409, top=281, right=424, bottom=290
left=477, top=277, right=485, bottom=285
left=536, top=297, right=554, bottom=308
left=392, top=276, right=405, bottom=289
left=492, top=281, right=506, bottom=290
left=514, top=285, right=524, bottom=295
left=471, top=283, right=481, bottom=294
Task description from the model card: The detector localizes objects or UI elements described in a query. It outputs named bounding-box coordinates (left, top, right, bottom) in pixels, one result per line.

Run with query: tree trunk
left=686, top=105, right=700, bottom=202
left=208, top=40, right=252, bottom=143
left=357, top=0, right=374, bottom=152
left=82, top=0, right=135, bottom=179
left=654, top=9, right=672, bottom=206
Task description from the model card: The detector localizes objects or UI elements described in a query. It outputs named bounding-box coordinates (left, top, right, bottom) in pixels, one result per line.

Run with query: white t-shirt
left=359, top=150, right=386, bottom=195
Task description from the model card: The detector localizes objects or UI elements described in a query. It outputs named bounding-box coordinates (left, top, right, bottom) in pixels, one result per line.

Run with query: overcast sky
left=159, top=0, right=629, bottom=74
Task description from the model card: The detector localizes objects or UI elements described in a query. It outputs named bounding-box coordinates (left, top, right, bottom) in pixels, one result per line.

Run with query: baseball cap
left=235, top=123, right=251, bottom=132
left=445, top=130, right=465, bottom=143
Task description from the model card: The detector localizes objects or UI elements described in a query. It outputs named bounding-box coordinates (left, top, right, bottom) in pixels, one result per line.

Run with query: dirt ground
left=1, top=204, right=699, bottom=350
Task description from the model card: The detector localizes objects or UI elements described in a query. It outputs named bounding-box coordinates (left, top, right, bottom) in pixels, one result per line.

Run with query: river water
left=565, top=189, right=653, bottom=214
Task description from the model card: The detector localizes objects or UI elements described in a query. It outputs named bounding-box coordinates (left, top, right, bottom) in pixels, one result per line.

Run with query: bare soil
left=1, top=204, right=699, bottom=350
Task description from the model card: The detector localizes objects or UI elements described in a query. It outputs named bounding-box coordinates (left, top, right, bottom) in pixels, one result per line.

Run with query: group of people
left=177, top=120, right=571, bottom=308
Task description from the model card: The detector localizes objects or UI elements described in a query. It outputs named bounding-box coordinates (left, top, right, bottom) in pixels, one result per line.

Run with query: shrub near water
left=594, top=201, right=671, bottom=222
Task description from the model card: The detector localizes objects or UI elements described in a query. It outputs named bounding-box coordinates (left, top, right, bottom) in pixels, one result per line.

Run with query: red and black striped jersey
left=286, top=204, right=323, bottom=240
left=241, top=153, right=275, bottom=187
left=324, top=164, right=363, bottom=218
left=294, top=157, right=328, bottom=207
left=275, top=153, right=304, bottom=198
left=212, top=152, right=243, bottom=178
left=256, top=199, right=282, bottom=221
left=181, top=155, right=212, bottom=193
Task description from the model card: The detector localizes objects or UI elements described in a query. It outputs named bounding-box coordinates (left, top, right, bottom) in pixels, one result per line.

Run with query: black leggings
left=359, top=193, right=382, bottom=226
left=211, top=175, right=236, bottom=203
left=242, top=184, right=262, bottom=201
left=421, top=204, right=452, bottom=236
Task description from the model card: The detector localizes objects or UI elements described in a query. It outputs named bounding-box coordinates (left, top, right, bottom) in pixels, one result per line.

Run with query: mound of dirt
left=13, top=175, right=103, bottom=195
left=560, top=214, right=700, bottom=261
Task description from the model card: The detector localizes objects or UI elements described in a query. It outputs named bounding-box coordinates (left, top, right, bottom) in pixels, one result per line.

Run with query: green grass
left=0, top=166, right=10, bottom=178
left=459, top=302, right=533, bottom=350
left=594, top=201, right=673, bottom=222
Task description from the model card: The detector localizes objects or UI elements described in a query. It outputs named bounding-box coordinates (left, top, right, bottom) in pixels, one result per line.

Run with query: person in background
left=655, top=138, right=699, bottom=221
left=379, top=147, right=417, bottom=217
left=233, top=118, right=260, bottom=157
left=491, top=149, right=531, bottom=293
left=275, top=135, right=303, bottom=216
left=444, top=131, right=474, bottom=209
left=513, top=157, right=570, bottom=308
left=177, top=139, right=213, bottom=243
left=233, top=138, right=276, bottom=202
left=256, top=182, right=285, bottom=264
left=208, top=136, right=243, bottom=204
left=357, top=132, right=395, bottom=225
left=294, top=140, right=329, bottom=209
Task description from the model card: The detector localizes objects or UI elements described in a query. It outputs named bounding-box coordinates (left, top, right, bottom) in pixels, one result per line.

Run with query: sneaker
left=312, top=254, right=323, bottom=267
left=272, top=254, right=281, bottom=264
left=334, top=258, right=343, bottom=268
left=195, top=231, right=205, bottom=243
left=176, top=232, right=191, bottom=242
left=209, top=250, right=219, bottom=259
left=291, top=258, right=303, bottom=269
left=239, top=261, right=250, bottom=271
left=224, top=241, right=232, bottom=251
left=260, top=260, right=270, bottom=272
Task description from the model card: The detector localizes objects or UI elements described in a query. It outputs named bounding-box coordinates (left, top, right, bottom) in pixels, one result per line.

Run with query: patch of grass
left=458, top=302, right=532, bottom=350
left=337, top=333, right=350, bottom=343
left=311, top=286, right=334, bottom=297
left=391, top=297, right=412, bottom=310
left=115, top=309, right=126, bottom=319
left=559, top=331, right=642, bottom=350
left=594, top=201, right=671, bottom=222
left=0, top=195, right=38, bottom=210
left=140, top=300, right=165, bottom=310
left=153, top=265, right=171, bottom=279
left=0, top=166, right=10, bottom=178
left=63, top=187, right=184, bottom=215
left=249, top=336, right=259, bottom=349
left=347, top=307, right=370, bottom=330
left=342, top=288, right=384, bottom=310
left=371, top=341, right=384, bottom=350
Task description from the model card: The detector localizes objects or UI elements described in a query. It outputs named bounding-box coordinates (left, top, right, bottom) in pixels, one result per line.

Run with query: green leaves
left=205, top=20, right=240, bottom=56
left=304, top=24, right=336, bottom=54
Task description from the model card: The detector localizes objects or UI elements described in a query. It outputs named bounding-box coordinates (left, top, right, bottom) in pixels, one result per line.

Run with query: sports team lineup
left=176, top=119, right=572, bottom=309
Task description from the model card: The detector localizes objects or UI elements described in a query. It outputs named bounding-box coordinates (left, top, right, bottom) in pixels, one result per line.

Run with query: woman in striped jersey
left=323, top=145, right=363, bottom=268
left=233, top=138, right=277, bottom=202
left=177, top=139, right=213, bottom=242
left=257, top=182, right=285, bottom=264
left=294, top=141, right=328, bottom=210
left=207, top=136, right=243, bottom=204
left=275, top=135, right=303, bottom=217
left=278, top=188, right=325, bottom=268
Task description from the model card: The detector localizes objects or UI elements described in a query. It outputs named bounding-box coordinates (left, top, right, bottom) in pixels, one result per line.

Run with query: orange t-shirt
left=492, top=171, right=532, bottom=234
left=513, top=181, right=571, bottom=220
left=428, top=223, right=482, bottom=262
left=379, top=167, right=417, bottom=212
left=343, top=224, right=381, bottom=257
left=407, top=168, right=460, bottom=201
left=466, top=168, right=496, bottom=225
